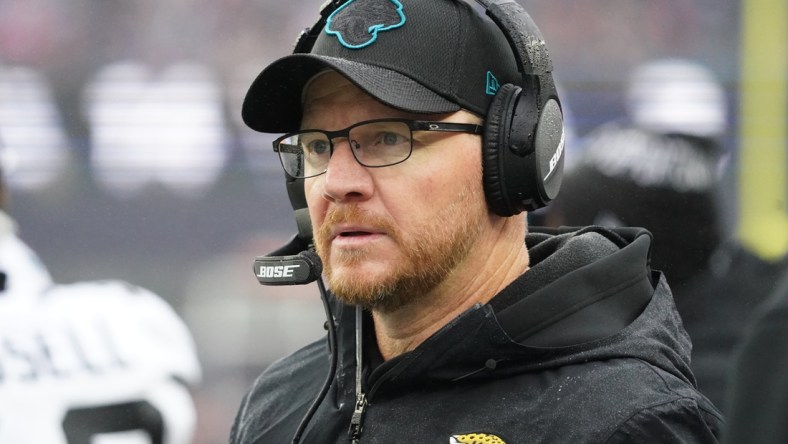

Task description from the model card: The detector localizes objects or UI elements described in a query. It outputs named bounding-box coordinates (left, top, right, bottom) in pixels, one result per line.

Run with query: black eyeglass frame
left=272, top=118, right=485, bottom=179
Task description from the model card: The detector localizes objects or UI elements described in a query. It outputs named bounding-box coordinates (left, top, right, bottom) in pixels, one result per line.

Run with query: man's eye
left=307, top=139, right=330, bottom=154
left=376, top=132, right=408, bottom=146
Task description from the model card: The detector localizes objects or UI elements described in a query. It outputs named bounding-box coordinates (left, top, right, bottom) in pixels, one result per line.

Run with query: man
left=545, top=58, right=788, bottom=409
left=0, top=144, right=201, bottom=443
left=231, top=1, right=723, bottom=443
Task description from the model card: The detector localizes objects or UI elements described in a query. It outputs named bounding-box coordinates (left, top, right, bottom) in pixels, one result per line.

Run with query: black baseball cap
left=242, top=0, right=522, bottom=133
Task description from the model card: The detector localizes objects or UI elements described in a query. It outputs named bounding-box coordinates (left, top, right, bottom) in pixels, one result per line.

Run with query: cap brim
left=242, top=54, right=460, bottom=133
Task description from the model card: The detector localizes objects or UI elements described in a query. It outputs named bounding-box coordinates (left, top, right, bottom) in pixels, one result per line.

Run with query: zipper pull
left=348, top=393, right=367, bottom=443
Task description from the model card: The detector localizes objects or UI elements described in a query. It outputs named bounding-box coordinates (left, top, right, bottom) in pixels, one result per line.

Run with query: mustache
left=316, top=205, right=398, bottom=241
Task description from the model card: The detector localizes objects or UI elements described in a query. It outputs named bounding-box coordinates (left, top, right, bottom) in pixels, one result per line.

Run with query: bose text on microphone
left=253, top=250, right=323, bottom=286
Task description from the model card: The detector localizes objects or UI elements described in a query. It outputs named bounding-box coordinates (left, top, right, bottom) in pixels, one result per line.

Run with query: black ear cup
left=483, top=83, right=522, bottom=217
left=482, top=82, right=564, bottom=216
left=532, top=98, right=565, bottom=205
left=476, top=0, right=564, bottom=217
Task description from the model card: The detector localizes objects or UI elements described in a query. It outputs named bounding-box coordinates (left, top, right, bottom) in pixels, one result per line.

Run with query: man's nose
left=321, top=139, right=373, bottom=203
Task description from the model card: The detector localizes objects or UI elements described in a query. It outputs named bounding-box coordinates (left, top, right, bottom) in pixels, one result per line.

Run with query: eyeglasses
left=272, top=118, right=484, bottom=179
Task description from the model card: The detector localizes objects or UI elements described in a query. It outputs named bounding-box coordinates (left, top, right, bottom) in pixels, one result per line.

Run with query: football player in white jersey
left=0, top=165, right=201, bottom=443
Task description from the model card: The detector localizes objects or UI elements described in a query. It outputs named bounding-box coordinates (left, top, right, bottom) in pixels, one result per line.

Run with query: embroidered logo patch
left=450, top=433, right=507, bottom=444
left=326, top=0, right=406, bottom=49
left=486, top=71, right=500, bottom=95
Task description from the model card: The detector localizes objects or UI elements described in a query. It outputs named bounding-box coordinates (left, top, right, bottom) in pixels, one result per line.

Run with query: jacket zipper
left=348, top=306, right=367, bottom=443
left=345, top=307, right=405, bottom=443
left=348, top=392, right=367, bottom=443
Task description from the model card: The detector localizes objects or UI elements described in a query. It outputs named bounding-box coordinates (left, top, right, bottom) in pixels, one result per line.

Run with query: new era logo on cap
left=326, top=0, right=406, bottom=49
left=486, top=71, right=501, bottom=95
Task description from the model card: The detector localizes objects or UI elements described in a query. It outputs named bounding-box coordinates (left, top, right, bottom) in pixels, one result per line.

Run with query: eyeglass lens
left=277, top=120, right=412, bottom=178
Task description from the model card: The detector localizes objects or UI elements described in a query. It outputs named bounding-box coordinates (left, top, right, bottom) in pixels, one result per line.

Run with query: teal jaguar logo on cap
left=326, top=0, right=406, bottom=49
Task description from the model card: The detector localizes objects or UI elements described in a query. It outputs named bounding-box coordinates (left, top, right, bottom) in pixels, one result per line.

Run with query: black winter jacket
left=231, top=226, right=724, bottom=443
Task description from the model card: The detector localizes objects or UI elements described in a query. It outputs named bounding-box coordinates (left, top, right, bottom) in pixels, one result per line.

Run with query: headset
left=285, top=0, right=565, bottom=227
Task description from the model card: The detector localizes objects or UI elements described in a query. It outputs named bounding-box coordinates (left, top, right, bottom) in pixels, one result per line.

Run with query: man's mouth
left=338, top=231, right=371, bottom=237
left=329, top=226, right=386, bottom=244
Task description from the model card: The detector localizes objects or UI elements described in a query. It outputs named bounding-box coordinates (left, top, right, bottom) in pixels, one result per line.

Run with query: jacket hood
left=339, top=226, right=695, bottom=395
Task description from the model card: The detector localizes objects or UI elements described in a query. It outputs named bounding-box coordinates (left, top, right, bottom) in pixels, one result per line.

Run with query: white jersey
left=0, top=211, right=52, bottom=301
left=0, top=212, right=201, bottom=444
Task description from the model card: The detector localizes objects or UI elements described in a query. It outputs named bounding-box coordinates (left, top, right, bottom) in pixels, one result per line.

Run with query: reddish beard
left=314, top=188, right=485, bottom=313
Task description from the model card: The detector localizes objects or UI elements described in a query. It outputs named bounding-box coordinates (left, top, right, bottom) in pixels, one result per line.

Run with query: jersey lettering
left=0, top=320, right=125, bottom=385
left=63, top=401, right=164, bottom=444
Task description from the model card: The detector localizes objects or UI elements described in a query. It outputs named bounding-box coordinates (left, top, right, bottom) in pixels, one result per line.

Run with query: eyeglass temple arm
left=411, top=121, right=484, bottom=134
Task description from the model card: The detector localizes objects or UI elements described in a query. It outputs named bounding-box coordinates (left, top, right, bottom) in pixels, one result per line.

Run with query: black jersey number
left=62, top=400, right=164, bottom=444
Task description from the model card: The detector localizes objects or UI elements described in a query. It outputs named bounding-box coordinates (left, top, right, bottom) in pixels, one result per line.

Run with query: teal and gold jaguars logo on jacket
left=450, top=432, right=507, bottom=444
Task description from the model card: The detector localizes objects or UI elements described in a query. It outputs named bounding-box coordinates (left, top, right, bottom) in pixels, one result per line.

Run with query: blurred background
left=0, top=0, right=784, bottom=442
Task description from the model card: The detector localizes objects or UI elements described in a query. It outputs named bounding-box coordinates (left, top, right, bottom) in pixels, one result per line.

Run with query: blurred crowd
left=0, top=0, right=779, bottom=443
